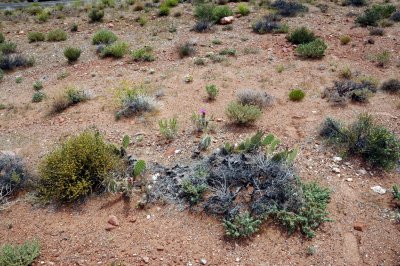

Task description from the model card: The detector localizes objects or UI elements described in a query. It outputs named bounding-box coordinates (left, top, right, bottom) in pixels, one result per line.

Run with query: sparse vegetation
left=320, top=114, right=400, bottom=170
left=380, top=79, right=400, bottom=93
left=340, top=35, right=351, bottom=45
left=0, top=42, right=17, bottom=54
left=356, top=4, right=396, bottom=26
left=296, top=39, right=327, bottom=59
left=253, top=15, right=288, bottom=34
left=178, top=42, right=196, bottom=58
left=289, top=89, right=305, bottom=101
left=38, top=130, right=124, bottom=203
left=46, top=29, right=67, bottom=42
left=132, top=46, right=155, bottom=62
left=51, top=87, right=89, bottom=113
left=339, top=66, right=352, bottom=79
left=225, top=102, right=262, bottom=125
left=236, top=3, right=250, bottom=16
left=0, top=240, right=40, bottom=266
left=224, top=212, right=261, bottom=238
left=375, top=50, right=390, bottom=67
left=236, top=89, right=274, bottom=108
left=323, top=80, right=377, bottom=104
left=287, top=27, right=316, bottom=45
left=270, top=0, right=307, bottom=17
left=92, top=30, right=118, bottom=45
left=0, top=153, right=28, bottom=204
left=88, top=8, right=104, bottom=22
left=369, top=27, right=384, bottom=36
left=32, top=91, right=45, bottom=103
left=63, top=47, right=81, bottom=63
left=28, top=32, right=45, bottom=43
left=206, top=84, right=218, bottom=100
left=33, top=80, right=43, bottom=91
left=159, top=117, right=178, bottom=140
left=100, top=42, right=129, bottom=58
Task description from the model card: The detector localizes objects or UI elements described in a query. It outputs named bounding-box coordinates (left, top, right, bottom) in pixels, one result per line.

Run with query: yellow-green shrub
left=38, top=131, right=123, bottom=203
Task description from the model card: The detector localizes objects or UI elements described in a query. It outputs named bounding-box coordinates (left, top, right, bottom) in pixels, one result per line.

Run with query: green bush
left=320, top=114, right=400, bottom=170
left=356, top=4, right=396, bottom=26
left=236, top=3, right=250, bottom=16
left=36, top=10, right=49, bottom=22
left=38, top=130, right=123, bottom=203
left=289, top=89, right=305, bottom=101
left=33, top=80, right=43, bottom=91
left=178, top=42, right=195, bottom=58
left=296, top=39, right=327, bottom=59
left=0, top=240, right=40, bottom=266
left=88, top=8, right=104, bottom=23
left=51, top=87, right=89, bottom=113
left=32, top=91, right=45, bottom=103
left=159, top=117, right=178, bottom=140
left=181, top=176, right=207, bottom=205
left=0, top=33, right=4, bottom=43
left=70, top=23, right=78, bottom=32
left=165, top=0, right=178, bottom=7
left=64, top=47, right=81, bottom=63
left=46, top=29, right=67, bottom=42
left=206, top=84, right=218, bottom=100
left=212, top=5, right=233, bottom=22
left=92, top=29, right=117, bottom=45
left=225, top=102, right=262, bottom=125
left=287, top=27, right=316, bottom=45
left=194, top=4, right=215, bottom=22
left=28, top=32, right=45, bottom=43
left=340, top=35, right=351, bottom=45
left=100, top=42, right=128, bottom=58
left=223, top=212, right=261, bottom=238
left=158, top=4, right=170, bottom=16
left=131, top=46, right=155, bottom=62
left=0, top=42, right=17, bottom=54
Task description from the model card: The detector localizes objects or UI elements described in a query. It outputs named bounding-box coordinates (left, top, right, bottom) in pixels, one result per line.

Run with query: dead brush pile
left=148, top=131, right=331, bottom=238
left=323, top=80, right=377, bottom=104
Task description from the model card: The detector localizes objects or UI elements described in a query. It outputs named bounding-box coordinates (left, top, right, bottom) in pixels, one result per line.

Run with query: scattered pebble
left=371, top=186, right=386, bottom=194
left=200, top=258, right=207, bottom=265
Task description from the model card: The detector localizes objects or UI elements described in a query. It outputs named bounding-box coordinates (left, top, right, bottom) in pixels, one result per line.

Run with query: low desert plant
left=339, top=66, right=352, bottom=79
left=100, top=42, right=129, bottom=58
left=70, top=23, right=78, bottom=32
left=178, top=42, right=196, bottom=58
left=236, top=89, right=274, bottom=108
left=32, top=91, right=45, bottom=103
left=223, top=212, right=261, bottom=238
left=198, top=135, right=211, bottom=151
left=369, top=27, right=384, bottom=36
left=159, top=117, right=178, bottom=140
left=391, top=11, right=400, bottom=22
left=51, top=87, right=89, bottom=113
left=158, top=4, right=170, bottom=16
left=340, top=35, right=351, bottom=45
left=253, top=15, right=288, bottom=34
left=132, top=46, right=155, bottom=62
left=92, top=30, right=118, bottom=45
left=181, top=174, right=207, bottom=205
left=375, top=50, right=390, bottom=67
left=206, top=84, right=218, bottom=100
left=356, top=4, right=396, bottom=26
left=380, top=79, right=400, bottom=93
left=219, top=48, right=236, bottom=56
left=343, top=0, right=366, bottom=6
left=64, top=47, right=81, bottom=63
left=15, top=76, right=23, bottom=84
left=225, top=102, right=262, bottom=125
left=192, top=21, right=213, bottom=32
left=0, top=33, right=4, bottom=43
left=88, top=8, right=104, bottom=22
left=287, top=27, right=316, bottom=45
left=320, top=114, right=400, bottom=170
left=46, top=29, right=67, bottom=42
left=33, top=80, right=43, bottom=91
left=138, top=16, right=148, bottom=26
left=323, top=80, right=377, bottom=104
left=212, top=5, right=233, bottom=22
left=270, top=0, right=307, bottom=17
left=236, top=3, right=250, bottom=16
left=0, top=42, right=17, bottom=54
left=0, top=69, right=3, bottom=81
left=0, top=240, right=40, bottom=266
left=296, top=39, right=327, bottom=59
left=28, top=32, right=45, bottom=43
left=38, top=130, right=124, bottom=203
left=36, top=10, right=49, bottom=22
left=191, top=110, right=212, bottom=133
left=289, top=89, right=305, bottom=101
left=0, top=153, right=28, bottom=204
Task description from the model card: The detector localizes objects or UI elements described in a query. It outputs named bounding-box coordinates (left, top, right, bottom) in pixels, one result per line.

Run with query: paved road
left=0, top=0, right=88, bottom=10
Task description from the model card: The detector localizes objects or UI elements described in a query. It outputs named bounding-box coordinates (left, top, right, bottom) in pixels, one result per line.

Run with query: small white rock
left=332, top=167, right=341, bottom=173
left=333, top=156, right=342, bottom=162
left=200, top=258, right=207, bottom=265
left=174, top=149, right=181, bottom=154
left=346, top=178, right=353, bottom=182
left=371, top=185, right=386, bottom=194
left=357, top=169, right=367, bottom=175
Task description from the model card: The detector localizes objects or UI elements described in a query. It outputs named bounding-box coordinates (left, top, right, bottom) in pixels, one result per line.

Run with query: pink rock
left=108, top=215, right=119, bottom=226
left=220, top=16, right=234, bottom=25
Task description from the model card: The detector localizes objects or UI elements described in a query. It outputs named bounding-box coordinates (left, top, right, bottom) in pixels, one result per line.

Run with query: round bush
left=64, top=47, right=81, bottom=63
left=88, top=8, right=104, bottom=23
left=380, top=79, right=400, bottom=93
left=92, top=29, right=117, bottom=45
left=289, top=89, right=305, bottom=101
left=225, top=102, right=262, bottom=125
left=287, top=27, right=316, bottom=45
left=38, top=131, right=123, bottom=203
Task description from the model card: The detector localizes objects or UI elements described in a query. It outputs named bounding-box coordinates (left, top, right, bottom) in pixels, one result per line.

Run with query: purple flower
left=200, top=108, right=206, bottom=115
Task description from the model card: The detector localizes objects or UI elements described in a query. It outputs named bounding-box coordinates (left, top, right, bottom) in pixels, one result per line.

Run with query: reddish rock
left=105, top=225, right=116, bottom=231
left=353, top=222, right=365, bottom=231
left=108, top=215, right=119, bottom=226
left=220, top=16, right=234, bottom=25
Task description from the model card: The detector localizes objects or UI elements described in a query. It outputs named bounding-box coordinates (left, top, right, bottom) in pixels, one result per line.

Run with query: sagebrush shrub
left=287, top=27, right=316, bottom=45
left=0, top=42, right=17, bottom=54
left=270, top=0, right=307, bottom=17
left=289, top=89, right=305, bottom=101
left=252, top=15, right=288, bottom=34
left=92, top=29, right=117, bottom=45
left=375, top=50, right=390, bottom=67
left=64, top=47, right=81, bottom=63
left=178, top=42, right=196, bottom=58
left=369, top=27, right=384, bottom=36
left=236, top=3, right=250, bottom=16
left=0, top=153, right=28, bottom=203
left=28, top=32, right=45, bottom=43
left=0, top=240, right=40, bottom=266
left=70, top=23, right=78, bottom=32
left=225, top=102, right=262, bottom=125
left=296, top=39, right=327, bottom=59
left=356, top=4, right=396, bottom=26
left=46, top=29, right=67, bottom=42
left=88, top=8, right=104, bottom=22
left=33, top=80, right=43, bottom=91
left=100, top=42, right=129, bottom=58
left=38, top=130, right=123, bottom=203
left=32, top=91, right=45, bottom=103
left=320, top=114, right=400, bottom=170
left=51, top=87, right=89, bottom=113
left=132, top=46, right=155, bottom=62
left=206, top=84, right=218, bottom=100
left=212, top=5, right=233, bottom=22
left=391, top=11, right=400, bottom=22
left=193, top=21, right=212, bottom=32
left=236, top=89, right=274, bottom=108
left=194, top=4, right=215, bottom=22
left=381, top=79, right=400, bottom=93
left=36, top=10, right=49, bottom=22
left=0, top=54, right=34, bottom=71
left=158, top=4, right=170, bottom=16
